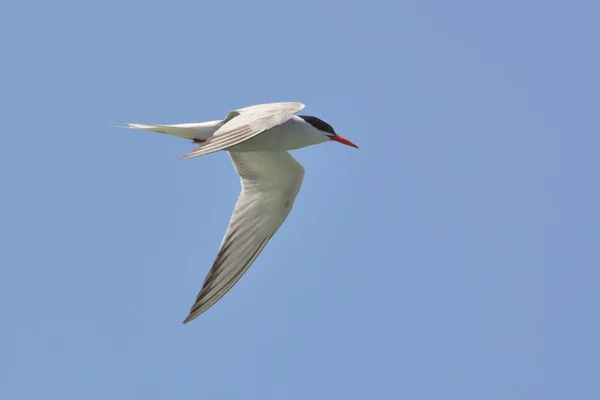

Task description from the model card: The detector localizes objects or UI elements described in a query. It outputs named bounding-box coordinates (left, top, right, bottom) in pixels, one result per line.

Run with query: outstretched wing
left=183, top=150, right=305, bottom=323
left=179, top=102, right=304, bottom=160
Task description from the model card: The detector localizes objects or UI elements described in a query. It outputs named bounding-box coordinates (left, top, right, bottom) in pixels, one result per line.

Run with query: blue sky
left=1, top=0, right=598, bottom=398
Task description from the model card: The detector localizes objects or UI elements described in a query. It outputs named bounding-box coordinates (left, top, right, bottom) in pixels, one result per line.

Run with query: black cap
left=298, top=115, right=336, bottom=135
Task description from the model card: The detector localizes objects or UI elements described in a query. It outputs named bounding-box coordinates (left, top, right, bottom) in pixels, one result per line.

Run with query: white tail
left=110, top=120, right=222, bottom=141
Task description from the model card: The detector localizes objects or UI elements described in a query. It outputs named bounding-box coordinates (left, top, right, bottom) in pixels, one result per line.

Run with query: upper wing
left=183, top=150, right=305, bottom=323
left=179, top=102, right=305, bottom=160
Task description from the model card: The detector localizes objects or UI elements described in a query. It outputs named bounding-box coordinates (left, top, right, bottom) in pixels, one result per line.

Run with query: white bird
left=112, top=102, right=358, bottom=323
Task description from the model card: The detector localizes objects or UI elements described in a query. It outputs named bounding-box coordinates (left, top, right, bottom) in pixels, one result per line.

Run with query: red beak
left=330, top=134, right=359, bottom=148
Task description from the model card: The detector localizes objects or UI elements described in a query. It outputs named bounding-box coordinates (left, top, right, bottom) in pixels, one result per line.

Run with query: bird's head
left=298, top=115, right=359, bottom=149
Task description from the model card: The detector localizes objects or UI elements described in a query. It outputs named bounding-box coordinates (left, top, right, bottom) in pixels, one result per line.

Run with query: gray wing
left=179, top=102, right=305, bottom=160
left=183, top=150, right=305, bottom=323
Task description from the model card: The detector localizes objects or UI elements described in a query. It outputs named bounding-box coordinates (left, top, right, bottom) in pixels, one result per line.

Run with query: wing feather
left=183, top=150, right=305, bottom=323
left=179, top=102, right=304, bottom=160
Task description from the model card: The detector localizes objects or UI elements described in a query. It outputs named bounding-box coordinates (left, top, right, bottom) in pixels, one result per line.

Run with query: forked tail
left=110, top=120, right=222, bottom=141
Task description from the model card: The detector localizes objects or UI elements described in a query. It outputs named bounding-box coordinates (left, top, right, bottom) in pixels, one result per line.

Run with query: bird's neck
left=277, top=117, right=329, bottom=150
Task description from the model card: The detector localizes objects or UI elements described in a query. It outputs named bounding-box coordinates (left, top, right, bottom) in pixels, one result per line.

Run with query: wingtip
left=178, top=150, right=202, bottom=161
left=182, top=313, right=197, bottom=324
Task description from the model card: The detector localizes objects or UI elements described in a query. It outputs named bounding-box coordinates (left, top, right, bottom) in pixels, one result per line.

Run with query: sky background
left=1, top=0, right=598, bottom=399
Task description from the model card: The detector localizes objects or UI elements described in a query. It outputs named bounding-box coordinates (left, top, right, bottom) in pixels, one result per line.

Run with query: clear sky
left=1, top=0, right=598, bottom=399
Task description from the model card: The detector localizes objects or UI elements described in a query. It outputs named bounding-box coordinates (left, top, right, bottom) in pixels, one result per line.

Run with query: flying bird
left=112, top=102, right=358, bottom=323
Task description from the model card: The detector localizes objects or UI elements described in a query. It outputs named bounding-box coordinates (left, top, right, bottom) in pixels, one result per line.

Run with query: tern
left=112, top=102, right=358, bottom=323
